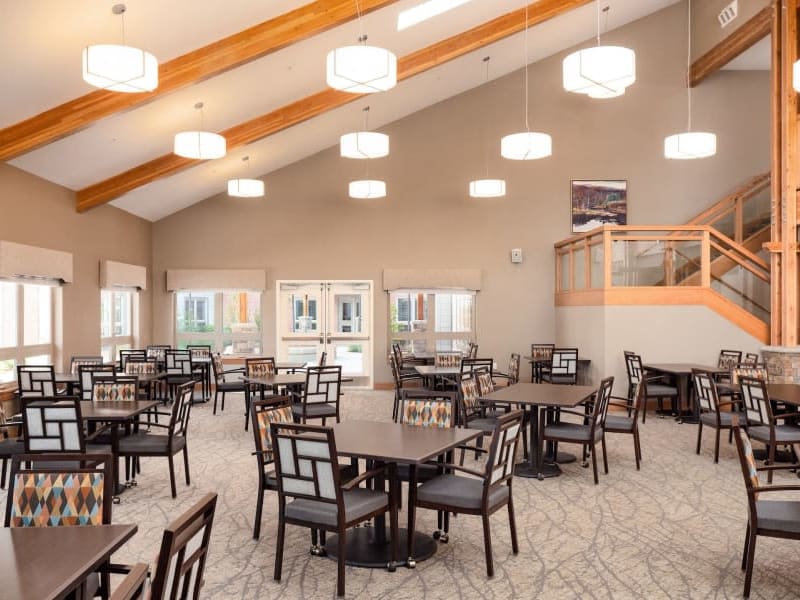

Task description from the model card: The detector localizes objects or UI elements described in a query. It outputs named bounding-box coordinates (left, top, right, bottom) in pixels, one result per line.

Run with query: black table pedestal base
left=547, top=451, right=577, bottom=464
left=325, top=527, right=436, bottom=568
left=514, top=461, right=561, bottom=479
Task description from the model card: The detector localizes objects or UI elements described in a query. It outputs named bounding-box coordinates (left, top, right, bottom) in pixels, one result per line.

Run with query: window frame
left=100, top=288, right=136, bottom=363
left=0, top=281, right=56, bottom=384
left=174, top=290, right=263, bottom=356
left=388, top=289, right=476, bottom=354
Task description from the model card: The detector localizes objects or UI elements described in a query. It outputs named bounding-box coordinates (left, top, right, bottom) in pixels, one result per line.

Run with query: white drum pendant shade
left=227, top=178, right=264, bottom=197
left=562, top=46, right=636, bottom=98
left=173, top=131, right=226, bottom=159
left=664, top=132, right=717, bottom=159
left=793, top=59, right=800, bottom=92
left=82, top=44, right=158, bottom=92
left=349, top=180, right=386, bottom=198
left=340, top=131, right=390, bottom=159
left=326, top=45, right=397, bottom=93
left=500, top=132, right=552, bottom=160
left=469, top=179, right=506, bottom=198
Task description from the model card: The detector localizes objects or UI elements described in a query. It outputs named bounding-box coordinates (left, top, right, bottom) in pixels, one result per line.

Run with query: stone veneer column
left=762, top=346, right=800, bottom=383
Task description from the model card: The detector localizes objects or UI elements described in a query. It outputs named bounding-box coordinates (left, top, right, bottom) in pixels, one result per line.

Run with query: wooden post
left=701, top=229, right=712, bottom=288
left=603, top=229, right=613, bottom=289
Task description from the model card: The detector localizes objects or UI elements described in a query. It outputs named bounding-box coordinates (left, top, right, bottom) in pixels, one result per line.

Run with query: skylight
left=397, top=0, right=473, bottom=31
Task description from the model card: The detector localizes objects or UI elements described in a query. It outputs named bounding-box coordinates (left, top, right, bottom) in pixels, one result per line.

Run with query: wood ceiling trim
left=689, top=5, right=772, bottom=88
left=0, top=0, right=400, bottom=161
left=76, top=0, right=592, bottom=213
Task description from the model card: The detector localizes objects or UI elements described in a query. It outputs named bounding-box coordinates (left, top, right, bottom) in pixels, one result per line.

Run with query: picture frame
left=571, top=180, right=627, bottom=233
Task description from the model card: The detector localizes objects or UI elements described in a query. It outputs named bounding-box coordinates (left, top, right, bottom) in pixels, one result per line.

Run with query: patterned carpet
left=13, top=389, right=800, bottom=599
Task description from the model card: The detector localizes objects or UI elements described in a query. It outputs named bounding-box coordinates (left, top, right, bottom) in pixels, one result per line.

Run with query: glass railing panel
left=610, top=239, right=704, bottom=287
left=711, top=264, right=771, bottom=324
left=742, top=187, right=772, bottom=239
left=710, top=210, right=735, bottom=239
left=559, top=253, right=570, bottom=291
left=590, top=243, right=604, bottom=288
left=669, top=240, right=702, bottom=285
left=573, top=248, right=586, bottom=290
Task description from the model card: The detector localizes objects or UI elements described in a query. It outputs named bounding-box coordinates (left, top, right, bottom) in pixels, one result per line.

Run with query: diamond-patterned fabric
left=718, top=353, right=741, bottom=370
left=508, top=354, right=520, bottom=383
left=256, top=406, right=294, bottom=462
left=403, top=400, right=452, bottom=428
left=739, top=432, right=760, bottom=490
left=476, top=372, right=494, bottom=396
left=125, top=362, right=156, bottom=375
left=70, top=359, right=102, bottom=375
left=10, top=472, right=105, bottom=527
left=247, top=362, right=275, bottom=377
left=460, top=378, right=480, bottom=411
left=731, top=367, right=767, bottom=385
left=93, top=382, right=137, bottom=402
left=435, top=353, right=461, bottom=368
left=531, top=345, right=553, bottom=361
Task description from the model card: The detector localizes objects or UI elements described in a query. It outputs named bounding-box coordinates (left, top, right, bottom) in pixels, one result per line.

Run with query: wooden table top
left=767, top=383, right=800, bottom=406
left=241, top=373, right=308, bottom=386
left=332, top=420, right=481, bottom=464
left=480, top=383, right=596, bottom=407
left=79, top=400, right=160, bottom=422
left=0, top=524, right=137, bottom=600
left=643, top=363, right=725, bottom=376
left=414, top=365, right=461, bottom=376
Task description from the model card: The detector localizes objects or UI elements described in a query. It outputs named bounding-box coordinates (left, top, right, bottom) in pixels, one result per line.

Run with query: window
left=175, top=291, right=262, bottom=355
left=0, top=281, right=55, bottom=383
left=389, top=289, right=475, bottom=354
left=101, top=290, right=135, bottom=362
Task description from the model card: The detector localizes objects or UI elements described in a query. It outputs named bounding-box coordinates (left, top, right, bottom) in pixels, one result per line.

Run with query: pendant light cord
left=595, top=0, right=601, bottom=46
left=484, top=56, right=491, bottom=177
left=355, top=0, right=364, bottom=42
left=524, top=4, right=530, bottom=132
left=686, top=0, right=692, bottom=132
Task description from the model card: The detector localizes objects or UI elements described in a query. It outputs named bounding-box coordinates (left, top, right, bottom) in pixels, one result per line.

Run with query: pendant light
left=174, top=102, right=227, bottom=160
left=664, top=0, right=717, bottom=159
left=227, top=156, right=265, bottom=198
left=349, top=180, right=387, bottom=198
left=501, top=5, right=552, bottom=160
left=82, top=4, right=158, bottom=93
left=327, top=1, right=396, bottom=93
left=794, top=60, right=800, bottom=92
left=340, top=106, right=389, bottom=158
left=562, top=2, right=636, bottom=99
left=470, top=57, right=506, bottom=198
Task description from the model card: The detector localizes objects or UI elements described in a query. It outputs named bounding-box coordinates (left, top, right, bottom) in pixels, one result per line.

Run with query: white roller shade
left=382, top=268, right=481, bottom=291
left=166, top=269, right=266, bottom=291
left=100, top=260, right=147, bottom=290
left=0, top=240, right=73, bottom=283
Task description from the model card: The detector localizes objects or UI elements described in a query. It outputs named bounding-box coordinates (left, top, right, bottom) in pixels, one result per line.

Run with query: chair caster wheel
left=439, top=533, right=449, bottom=544
left=387, top=562, right=396, bottom=573
left=581, top=461, right=589, bottom=468
left=310, top=545, right=321, bottom=556
left=112, top=496, right=121, bottom=505
left=432, top=530, right=441, bottom=540
left=407, top=558, right=416, bottom=569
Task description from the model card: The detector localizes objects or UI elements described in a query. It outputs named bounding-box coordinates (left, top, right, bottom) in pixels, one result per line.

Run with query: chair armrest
left=757, top=464, right=800, bottom=472
left=402, top=358, right=427, bottom=366
left=750, top=485, right=800, bottom=493
left=548, top=408, right=587, bottom=418
left=427, top=462, right=485, bottom=478
left=222, top=367, right=245, bottom=374
left=109, top=563, right=149, bottom=600
left=453, top=444, right=488, bottom=456
left=772, top=412, right=800, bottom=420
left=341, top=466, right=385, bottom=490
left=716, top=401, right=741, bottom=409
left=608, top=400, right=632, bottom=409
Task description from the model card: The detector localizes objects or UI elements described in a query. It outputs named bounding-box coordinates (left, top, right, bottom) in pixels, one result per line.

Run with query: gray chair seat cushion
left=417, top=474, right=508, bottom=510
left=700, top=412, right=737, bottom=427
left=747, top=424, right=800, bottom=444
left=605, top=415, right=635, bottom=432
left=216, top=381, right=245, bottom=392
left=292, top=403, right=337, bottom=418
left=466, top=417, right=497, bottom=432
left=0, top=438, right=24, bottom=458
left=117, top=433, right=185, bottom=455
left=646, top=384, right=678, bottom=397
left=543, top=423, right=601, bottom=442
left=86, top=443, right=113, bottom=455
left=756, top=500, right=800, bottom=534
left=284, top=488, right=388, bottom=527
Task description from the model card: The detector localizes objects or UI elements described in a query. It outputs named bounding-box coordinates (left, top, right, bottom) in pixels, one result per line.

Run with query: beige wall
left=692, top=0, right=771, bottom=60
left=151, top=3, right=770, bottom=385
left=0, top=163, right=152, bottom=370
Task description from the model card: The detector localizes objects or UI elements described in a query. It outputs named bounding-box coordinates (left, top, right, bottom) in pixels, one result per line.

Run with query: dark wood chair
left=392, top=343, right=425, bottom=376
left=119, top=349, right=147, bottom=371
left=79, top=363, right=116, bottom=400
left=605, top=379, right=645, bottom=470
left=459, top=374, right=497, bottom=462
left=164, top=350, right=195, bottom=401
left=211, top=354, right=246, bottom=415
left=110, top=563, right=148, bottom=600
left=389, top=353, right=423, bottom=421
left=16, top=365, right=57, bottom=398
left=292, top=365, right=342, bottom=424
left=493, top=353, right=521, bottom=387
left=411, top=410, right=524, bottom=577
left=22, top=396, right=111, bottom=455
left=743, top=352, right=760, bottom=366
left=732, top=426, right=800, bottom=598
left=694, top=369, right=740, bottom=463
left=467, top=342, right=479, bottom=358
left=117, top=382, right=193, bottom=497
left=540, top=376, right=613, bottom=484
left=271, top=422, right=398, bottom=597
left=540, top=348, right=578, bottom=385
left=625, top=352, right=678, bottom=422
left=529, top=343, right=554, bottom=382
left=124, top=358, right=159, bottom=401
left=69, top=355, right=103, bottom=374
left=716, top=349, right=743, bottom=384
left=0, top=401, right=24, bottom=489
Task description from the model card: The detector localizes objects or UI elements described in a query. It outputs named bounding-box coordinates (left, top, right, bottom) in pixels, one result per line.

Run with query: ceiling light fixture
left=397, top=0, right=473, bottom=31
left=349, top=180, right=386, bottom=198
left=501, top=6, right=552, bottom=161
left=794, top=60, right=800, bottom=92
left=82, top=4, right=158, bottom=93
left=562, top=2, right=635, bottom=99
left=227, top=156, right=264, bottom=197
left=174, top=102, right=226, bottom=160
left=664, top=0, right=717, bottom=159
left=470, top=57, right=506, bottom=198
left=327, top=1, right=397, bottom=93
left=340, top=106, right=390, bottom=158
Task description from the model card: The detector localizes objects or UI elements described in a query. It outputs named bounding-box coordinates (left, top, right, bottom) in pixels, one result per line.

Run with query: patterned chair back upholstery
left=78, top=364, right=115, bottom=401
left=22, top=398, right=85, bottom=452
left=733, top=427, right=761, bottom=494
left=124, top=359, right=157, bottom=376
left=739, top=376, right=772, bottom=426
left=485, top=411, right=524, bottom=487
left=246, top=358, right=276, bottom=378
left=731, top=366, right=768, bottom=386
left=165, top=350, right=193, bottom=376
left=693, top=371, right=719, bottom=414
left=460, top=358, right=493, bottom=379
left=146, top=345, right=171, bottom=362
left=468, top=342, right=479, bottom=358
left=119, top=349, right=147, bottom=370
left=743, top=352, right=760, bottom=366
left=17, top=366, right=56, bottom=398
left=507, top=353, right=520, bottom=385
left=69, top=356, right=103, bottom=375
left=718, top=349, right=742, bottom=370
left=5, top=453, right=113, bottom=527
left=211, top=355, right=227, bottom=384
left=435, top=353, right=462, bottom=368
left=252, top=398, right=294, bottom=464
left=459, top=377, right=481, bottom=414
left=400, top=390, right=455, bottom=428
left=187, top=345, right=212, bottom=359
left=531, top=344, right=554, bottom=362
left=305, top=366, right=341, bottom=405
left=92, top=376, right=138, bottom=402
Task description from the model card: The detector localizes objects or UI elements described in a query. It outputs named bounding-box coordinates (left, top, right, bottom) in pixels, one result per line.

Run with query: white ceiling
left=0, top=0, right=740, bottom=222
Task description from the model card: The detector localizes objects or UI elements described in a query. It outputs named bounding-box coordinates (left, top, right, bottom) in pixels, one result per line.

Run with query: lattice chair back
left=149, top=493, right=217, bottom=600
left=5, top=452, right=113, bottom=527
left=92, top=376, right=138, bottom=402
left=731, top=365, right=768, bottom=386
left=624, top=352, right=643, bottom=386
left=718, top=349, right=742, bottom=370
left=22, top=398, right=85, bottom=453
left=733, top=426, right=761, bottom=494
left=485, top=411, right=524, bottom=487
left=400, top=390, right=455, bottom=428
left=476, top=368, right=495, bottom=396
left=530, top=344, right=554, bottom=362
left=165, top=350, right=193, bottom=376
left=435, top=352, right=461, bottom=368
left=693, top=371, right=719, bottom=413
left=550, top=348, right=578, bottom=376
left=739, top=376, right=772, bottom=427
left=743, top=352, right=760, bottom=366
left=187, top=345, right=212, bottom=359
left=507, top=353, right=521, bottom=384
left=252, top=398, right=294, bottom=464
left=170, top=383, right=194, bottom=439
left=460, top=358, right=493, bottom=379
left=78, top=364, right=115, bottom=401
left=119, top=350, right=147, bottom=370
left=246, top=357, right=276, bottom=378
left=305, top=366, right=341, bottom=405
left=69, top=356, right=103, bottom=375
left=124, top=359, right=157, bottom=376
left=17, top=366, right=56, bottom=398
left=593, top=376, right=614, bottom=431
left=389, top=354, right=402, bottom=389
left=319, top=351, right=327, bottom=367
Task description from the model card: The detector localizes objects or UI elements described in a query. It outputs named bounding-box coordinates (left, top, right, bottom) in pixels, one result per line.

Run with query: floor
left=13, top=389, right=800, bottom=599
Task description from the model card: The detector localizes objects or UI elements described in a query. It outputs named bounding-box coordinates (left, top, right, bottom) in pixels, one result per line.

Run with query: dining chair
left=69, top=355, right=103, bottom=374
left=605, top=380, right=645, bottom=469
left=624, top=352, right=678, bottom=422
left=110, top=563, right=148, bottom=600
left=694, top=369, right=739, bottom=463
left=16, top=365, right=57, bottom=398
left=743, top=352, right=760, bottom=366
left=540, top=348, right=578, bottom=385
left=434, top=352, right=462, bottom=368
left=271, top=422, right=398, bottom=597
left=529, top=343, right=554, bottom=382
left=739, top=376, right=800, bottom=483
left=732, top=426, right=800, bottom=598
left=119, top=349, right=147, bottom=371
left=718, top=349, right=743, bottom=370
left=493, top=353, right=520, bottom=387
left=79, top=364, right=116, bottom=400
left=164, top=350, right=195, bottom=401
left=456, top=357, right=493, bottom=391
left=389, top=353, right=423, bottom=421
left=22, top=396, right=111, bottom=455
left=146, top=344, right=171, bottom=364
left=467, top=342, right=479, bottom=358
left=91, top=375, right=139, bottom=402
left=117, top=382, right=193, bottom=497
left=211, top=354, right=246, bottom=415
left=292, top=365, right=342, bottom=425
left=392, top=343, right=425, bottom=375
left=124, top=358, right=159, bottom=401
left=0, top=401, right=23, bottom=489
left=540, top=376, right=613, bottom=484
left=411, top=410, right=524, bottom=577
left=459, top=374, right=497, bottom=463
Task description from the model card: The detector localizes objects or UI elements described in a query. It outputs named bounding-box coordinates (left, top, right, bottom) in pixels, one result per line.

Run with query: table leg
left=111, top=424, right=124, bottom=501
left=244, top=385, right=251, bottom=431
left=677, top=374, right=699, bottom=424
left=514, top=406, right=561, bottom=479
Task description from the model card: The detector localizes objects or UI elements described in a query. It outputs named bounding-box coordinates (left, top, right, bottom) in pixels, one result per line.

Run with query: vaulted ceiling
left=2, top=0, right=757, bottom=222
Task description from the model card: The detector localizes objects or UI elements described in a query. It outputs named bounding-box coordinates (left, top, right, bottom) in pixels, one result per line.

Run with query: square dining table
left=240, top=373, right=309, bottom=430
left=326, top=420, right=481, bottom=569
left=642, top=363, right=726, bottom=423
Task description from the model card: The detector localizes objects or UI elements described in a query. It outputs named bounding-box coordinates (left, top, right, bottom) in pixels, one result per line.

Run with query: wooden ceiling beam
left=689, top=5, right=772, bottom=88
left=0, top=0, right=400, bottom=161
left=76, top=0, right=592, bottom=212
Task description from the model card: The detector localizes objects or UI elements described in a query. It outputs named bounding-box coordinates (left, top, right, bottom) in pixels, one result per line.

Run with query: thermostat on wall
left=510, top=248, right=523, bottom=263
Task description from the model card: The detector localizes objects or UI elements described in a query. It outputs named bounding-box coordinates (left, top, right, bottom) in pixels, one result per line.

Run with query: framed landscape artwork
left=571, top=180, right=627, bottom=233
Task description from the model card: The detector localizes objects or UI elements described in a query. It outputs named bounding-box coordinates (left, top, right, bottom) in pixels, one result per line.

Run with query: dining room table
left=413, top=365, right=460, bottom=389
left=642, top=363, right=726, bottom=423
left=522, top=356, right=592, bottom=385
left=0, top=523, right=137, bottom=600
left=480, top=383, right=596, bottom=479
left=326, top=419, right=481, bottom=569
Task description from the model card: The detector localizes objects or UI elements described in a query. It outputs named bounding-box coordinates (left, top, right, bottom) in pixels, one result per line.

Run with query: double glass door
left=277, top=281, right=372, bottom=385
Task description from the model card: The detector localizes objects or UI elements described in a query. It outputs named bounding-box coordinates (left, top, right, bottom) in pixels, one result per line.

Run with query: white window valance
left=166, top=269, right=266, bottom=291
left=382, top=268, right=482, bottom=291
left=100, top=260, right=147, bottom=290
left=0, top=240, right=73, bottom=283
